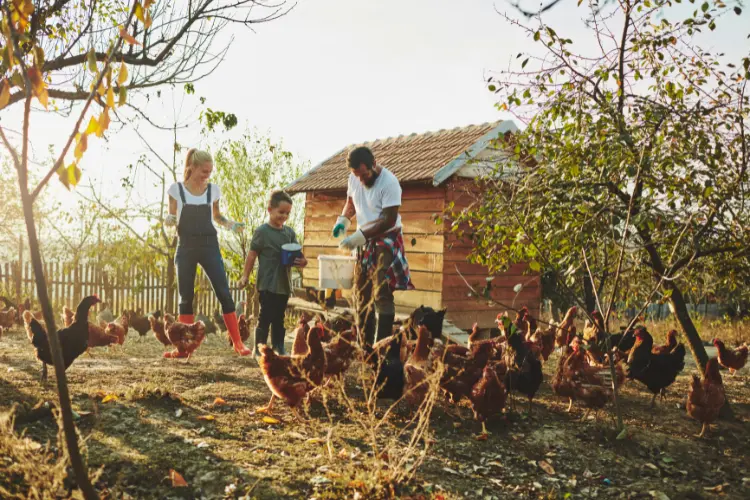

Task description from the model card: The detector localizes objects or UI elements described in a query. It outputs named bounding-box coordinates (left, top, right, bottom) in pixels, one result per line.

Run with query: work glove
left=339, top=229, right=366, bottom=250
left=165, top=214, right=177, bottom=227
left=332, top=216, right=351, bottom=238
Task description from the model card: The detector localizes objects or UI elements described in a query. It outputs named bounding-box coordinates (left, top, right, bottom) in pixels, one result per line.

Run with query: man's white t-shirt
left=167, top=182, right=222, bottom=223
left=347, top=167, right=402, bottom=232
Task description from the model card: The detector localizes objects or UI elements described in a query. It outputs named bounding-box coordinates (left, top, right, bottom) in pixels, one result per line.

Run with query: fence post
left=15, top=235, right=23, bottom=305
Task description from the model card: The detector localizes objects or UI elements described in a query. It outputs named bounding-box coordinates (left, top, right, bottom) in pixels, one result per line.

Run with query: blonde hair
left=183, top=148, right=213, bottom=181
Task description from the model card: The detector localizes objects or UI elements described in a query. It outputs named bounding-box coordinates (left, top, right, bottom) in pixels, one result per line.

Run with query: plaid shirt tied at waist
left=357, top=229, right=415, bottom=292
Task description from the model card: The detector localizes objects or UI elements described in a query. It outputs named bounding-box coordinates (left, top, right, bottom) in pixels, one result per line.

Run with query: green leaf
left=533, top=31, right=540, bottom=42
left=529, top=260, right=541, bottom=272
left=522, top=58, right=529, bottom=69
left=701, top=2, right=709, bottom=12
left=87, top=47, right=97, bottom=73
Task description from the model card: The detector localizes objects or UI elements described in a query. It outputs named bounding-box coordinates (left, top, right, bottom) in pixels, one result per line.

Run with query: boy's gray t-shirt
left=251, top=223, right=298, bottom=295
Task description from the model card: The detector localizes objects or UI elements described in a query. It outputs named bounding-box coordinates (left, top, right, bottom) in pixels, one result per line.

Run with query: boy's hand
left=293, top=257, right=308, bottom=268
left=237, top=275, right=249, bottom=288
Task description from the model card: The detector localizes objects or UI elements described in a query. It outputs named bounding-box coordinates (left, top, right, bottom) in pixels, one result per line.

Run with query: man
left=333, top=146, right=415, bottom=345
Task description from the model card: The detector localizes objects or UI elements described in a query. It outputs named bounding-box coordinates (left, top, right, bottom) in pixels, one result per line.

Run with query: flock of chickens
left=1, top=296, right=748, bottom=438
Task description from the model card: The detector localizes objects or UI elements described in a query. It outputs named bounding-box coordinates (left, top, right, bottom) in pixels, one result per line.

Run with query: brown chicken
left=149, top=315, right=171, bottom=348
left=552, top=338, right=617, bottom=416
left=554, top=306, right=578, bottom=349
left=686, top=357, right=725, bottom=438
left=652, top=330, right=678, bottom=356
left=257, top=326, right=326, bottom=417
left=469, top=360, right=508, bottom=435
left=582, top=310, right=605, bottom=344
left=61, top=306, right=75, bottom=328
left=404, top=325, right=433, bottom=407
left=163, top=314, right=206, bottom=359
left=86, top=321, right=119, bottom=350
left=104, top=314, right=129, bottom=346
left=323, top=326, right=359, bottom=379
left=0, top=307, right=16, bottom=329
left=291, top=314, right=312, bottom=356
left=227, top=313, right=252, bottom=347
left=713, top=338, right=748, bottom=375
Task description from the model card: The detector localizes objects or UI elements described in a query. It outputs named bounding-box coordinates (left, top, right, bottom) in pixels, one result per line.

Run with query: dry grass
left=0, top=319, right=749, bottom=499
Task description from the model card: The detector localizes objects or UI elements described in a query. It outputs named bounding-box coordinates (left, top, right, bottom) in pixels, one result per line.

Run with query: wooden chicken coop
left=285, top=120, right=541, bottom=330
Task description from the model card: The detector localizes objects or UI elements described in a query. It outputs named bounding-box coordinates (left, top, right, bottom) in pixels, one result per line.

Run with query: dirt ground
left=0, top=324, right=748, bottom=499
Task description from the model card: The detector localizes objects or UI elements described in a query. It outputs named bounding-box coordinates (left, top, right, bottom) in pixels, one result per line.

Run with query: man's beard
left=364, top=169, right=379, bottom=187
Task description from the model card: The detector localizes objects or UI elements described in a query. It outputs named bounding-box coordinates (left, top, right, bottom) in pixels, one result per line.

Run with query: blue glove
left=332, top=215, right=351, bottom=238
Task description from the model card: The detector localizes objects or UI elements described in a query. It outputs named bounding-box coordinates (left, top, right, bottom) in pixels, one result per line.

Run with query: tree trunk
left=17, top=178, right=99, bottom=499
left=665, top=282, right=708, bottom=368
left=582, top=273, right=596, bottom=314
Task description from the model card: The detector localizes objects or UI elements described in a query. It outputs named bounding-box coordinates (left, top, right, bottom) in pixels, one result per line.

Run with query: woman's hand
left=293, top=257, right=308, bottom=268
left=237, top=275, right=250, bottom=288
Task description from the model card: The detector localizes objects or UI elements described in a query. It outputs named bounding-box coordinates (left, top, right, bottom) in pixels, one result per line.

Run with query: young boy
left=238, top=191, right=306, bottom=356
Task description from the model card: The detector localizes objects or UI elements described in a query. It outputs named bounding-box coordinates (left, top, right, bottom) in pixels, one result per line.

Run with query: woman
left=165, top=148, right=251, bottom=357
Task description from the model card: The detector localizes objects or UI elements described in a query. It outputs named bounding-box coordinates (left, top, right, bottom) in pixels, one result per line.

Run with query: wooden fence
left=0, top=261, right=247, bottom=317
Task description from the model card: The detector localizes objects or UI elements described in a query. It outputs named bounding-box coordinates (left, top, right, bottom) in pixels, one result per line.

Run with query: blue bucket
left=281, top=243, right=303, bottom=266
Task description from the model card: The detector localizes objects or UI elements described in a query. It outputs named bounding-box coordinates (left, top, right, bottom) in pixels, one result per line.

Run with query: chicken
left=403, top=325, right=433, bottom=407
left=226, top=313, right=252, bottom=347
left=686, top=357, right=726, bottom=438
left=96, top=303, right=114, bottom=327
left=126, top=309, right=152, bottom=341
left=61, top=306, right=74, bottom=328
left=554, top=306, right=578, bottom=349
left=257, top=326, right=326, bottom=416
left=323, top=326, right=359, bottom=379
left=469, top=360, right=507, bottom=435
left=23, top=295, right=102, bottom=381
left=148, top=314, right=171, bottom=348
left=503, top=331, right=543, bottom=415
left=626, top=326, right=686, bottom=407
left=164, top=314, right=206, bottom=359
left=213, top=307, right=227, bottom=332
left=195, top=313, right=218, bottom=335
left=0, top=307, right=16, bottom=329
left=530, top=324, right=557, bottom=362
left=366, top=331, right=405, bottom=400
left=86, top=321, right=118, bottom=351
left=292, top=314, right=312, bottom=356
left=433, top=334, right=496, bottom=406
left=652, top=329, right=678, bottom=356
left=104, top=313, right=129, bottom=346
left=552, top=338, right=619, bottom=416
left=405, top=306, right=447, bottom=341
left=583, top=310, right=605, bottom=345
left=713, top=338, right=748, bottom=375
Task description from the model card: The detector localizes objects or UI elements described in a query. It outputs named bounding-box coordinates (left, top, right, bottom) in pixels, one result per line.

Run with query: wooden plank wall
left=302, top=186, right=445, bottom=310
left=441, top=177, right=542, bottom=329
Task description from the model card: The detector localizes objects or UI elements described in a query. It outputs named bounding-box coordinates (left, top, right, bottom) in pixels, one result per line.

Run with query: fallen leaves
left=262, top=416, right=280, bottom=425
left=197, top=415, right=215, bottom=421
left=169, top=469, right=188, bottom=487
left=212, top=397, right=226, bottom=407
left=538, top=460, right=555, bottom=475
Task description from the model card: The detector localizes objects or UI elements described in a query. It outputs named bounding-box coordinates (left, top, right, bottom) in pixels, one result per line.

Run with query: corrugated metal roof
left=286, top=121, right=515, bottom=193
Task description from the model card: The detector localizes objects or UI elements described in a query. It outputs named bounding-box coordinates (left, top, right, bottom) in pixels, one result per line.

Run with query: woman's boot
left=224, top=312, right=251, bottom=356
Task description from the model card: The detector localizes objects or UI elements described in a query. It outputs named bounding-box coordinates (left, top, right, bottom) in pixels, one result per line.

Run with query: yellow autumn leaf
left=57, top=164, right=71, bottom=190
left=212, top=397, right=226, bottom=406
left=97, top=80, right=106, bottom=96
left=102, top=393, right=118, bottom=403
left=27, top=67, right=48, bottom=109
left=118, top=86, right=127, bottom=106
left=118, top=62, right=128, bottom=85
left=169, top=469, right=188, bottom=487
left=10, top=0, right=34, bottom=31
left=33, top=46, right=45, bottom=67
left=67, top=164, right=82, bottom=188
left=262, top=416, right=280, bottom=425
left=84, top=116, right=99, bottom=135
left=197, top=415, right=215, bottom=421
left=119, top=26, right=142, bottom=46
left=0, top=79, right=9, bottom=109
left=87, top=47, right=97, bottom=73
left=97, top=109, right=110, bottom=137
left=135, top=3, right=146, bottom=25
left=74, top=133, right=88, bottom=160
left=106, top=87, right=115, bottom=107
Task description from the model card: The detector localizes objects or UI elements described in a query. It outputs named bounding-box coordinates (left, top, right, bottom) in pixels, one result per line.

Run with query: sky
left=2, top=0, right=749, bottom=216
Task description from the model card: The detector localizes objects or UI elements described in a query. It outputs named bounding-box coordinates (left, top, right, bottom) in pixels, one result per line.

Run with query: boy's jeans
left=255, top=290, right=290, bottom=355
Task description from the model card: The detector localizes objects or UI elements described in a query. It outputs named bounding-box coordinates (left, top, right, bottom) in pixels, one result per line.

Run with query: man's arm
left=341, top=196, right=356, bottom=219
left=361, top=206, right=399, bottom=239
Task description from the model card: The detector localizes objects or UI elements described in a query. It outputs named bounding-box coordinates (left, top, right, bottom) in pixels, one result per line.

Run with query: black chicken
left=366, top=333, right=405, bottom=400
left=504, top=331, right=543, bottom=415
left=25, top=295, right=101, bottom=381
left=126, top=309, right=152, bottom=341
left=626, top=326, right=686, bottom=407
left=406, top=305, right=447, bottom=341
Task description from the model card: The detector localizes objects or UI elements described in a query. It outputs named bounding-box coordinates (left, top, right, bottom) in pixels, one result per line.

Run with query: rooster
left=164, top=314, right=206, bottom=360
left=687, top=357, right=725, bottom=438
left=24, top=295, right=101, bottom=381
left=626, top=326, right=685, bottom=407
left=713, top=338, right=748, bottom=375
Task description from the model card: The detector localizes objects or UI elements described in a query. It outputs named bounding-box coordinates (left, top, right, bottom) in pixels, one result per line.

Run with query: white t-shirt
left=167, top=182, right=222, bottom=223
left=347, top=167, right=402, bottom=232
